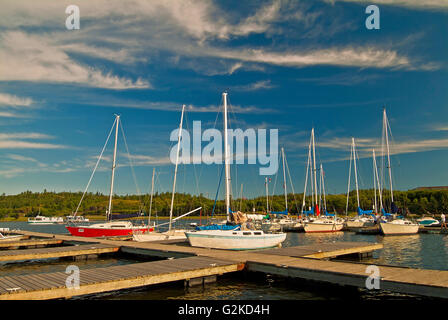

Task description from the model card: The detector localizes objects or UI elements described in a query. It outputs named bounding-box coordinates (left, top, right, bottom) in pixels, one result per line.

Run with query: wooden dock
left=0, top=230, right=447, bottom=299
left=0, top=243, right=119, bottom=262
left=0, top=239, right=63, bottom=249
left=0, top=256, right=242, bottom=300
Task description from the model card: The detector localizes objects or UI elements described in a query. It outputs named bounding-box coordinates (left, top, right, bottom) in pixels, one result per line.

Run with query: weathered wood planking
left=0, top=243, right=119, bottom=262
left=245, top=256, right=448, bottom=299
left=0, top=239, right=63, bottom=249
left=257, top=241, right=382, bottom=259
left=9, top=229, right=448, bottom=299
left=0, top=256, right=243, bottom=300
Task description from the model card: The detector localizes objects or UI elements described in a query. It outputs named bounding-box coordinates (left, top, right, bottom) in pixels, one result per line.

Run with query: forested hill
left=1, top=189, right=447, bottom=219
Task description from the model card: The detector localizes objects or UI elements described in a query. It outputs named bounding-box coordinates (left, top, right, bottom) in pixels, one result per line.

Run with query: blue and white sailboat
left=185, top=92, right=286, bottom=250
left=378, top=108, right=419, bottom=235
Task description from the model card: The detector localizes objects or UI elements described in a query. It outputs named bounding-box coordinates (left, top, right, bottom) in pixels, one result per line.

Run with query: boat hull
left=304, top=222, right=344, bottom=233
left=133, top=230, right=187, bottom=242
left=379, top=222, right=419, bottom=235
left=66, top=226, right=152, bottom=237
left=185, top=230, right=286, bottom=250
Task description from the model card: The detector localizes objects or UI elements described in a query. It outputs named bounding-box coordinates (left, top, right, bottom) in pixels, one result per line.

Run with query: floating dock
left=0, top=256, right=242, bottom=300
left=0, top=243, right=119, bottom=262
left=0, top=230, right=447, bottom=300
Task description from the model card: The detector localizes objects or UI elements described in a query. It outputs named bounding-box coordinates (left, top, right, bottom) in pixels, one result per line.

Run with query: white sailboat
left=378, top=109, right=419, bottom=235
left=133, top=106, right=201, bottom=242
left=303, top=129, right=343, bottom=233
left=185, top=92, right=286, bottom=250
left=345, top=138, right=375, bottom=228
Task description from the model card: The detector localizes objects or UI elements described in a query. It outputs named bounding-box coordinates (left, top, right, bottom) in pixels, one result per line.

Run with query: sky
left=0, top=0, right=447, bottom=201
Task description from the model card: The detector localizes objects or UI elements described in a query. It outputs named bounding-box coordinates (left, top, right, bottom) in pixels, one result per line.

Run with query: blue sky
left=0, top=0, right=447, bottom=200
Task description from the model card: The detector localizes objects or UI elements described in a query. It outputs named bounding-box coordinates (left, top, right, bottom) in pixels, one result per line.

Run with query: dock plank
left=0, top=256, right=241, bottom=300
left=0, top=243, right=119, bottom=262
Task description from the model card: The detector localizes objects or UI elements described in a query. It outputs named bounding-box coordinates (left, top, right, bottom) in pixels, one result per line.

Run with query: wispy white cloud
left=233, top=80, right=275, bottom=91
left=0, top=132, right=68, bottom=149
left=0, top=93, right=33, bottom=107
left=0, top=31, right=150, bottom=89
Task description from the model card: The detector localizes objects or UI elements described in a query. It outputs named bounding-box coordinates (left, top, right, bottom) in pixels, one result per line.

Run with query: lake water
left=1, top=220, right=447, bottom=300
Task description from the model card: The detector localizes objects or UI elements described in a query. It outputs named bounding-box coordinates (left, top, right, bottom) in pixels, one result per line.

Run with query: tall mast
left=373, top=148, right=383, bottom=210
left=311, top=128, right=318, bottom=207
left=239, top=184, right=243, bottom=211
left=345, top=140, right=352, bottom=216
left=107, top=115, right=119, bottom=222
left=383, top=108, right=394, bottom=202
left=372, top=149, right=378, bottom=213
left=281, top=147, right=288, bottom=212
left=169, top=105, right=185, bottom=232
left=352, top=138, right=360, bottom=208
left=265, top=177, right=270, bottom=213
left=302, top=139, right=311, bottom=214
left=148, top=168, right=155, bottom=229
left=321, top=163, right=327, bottom=213
left=223, top=92, right=231, bottom=220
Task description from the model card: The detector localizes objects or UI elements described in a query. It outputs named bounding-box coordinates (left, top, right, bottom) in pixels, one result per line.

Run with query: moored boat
left=378, top=108, right=418, bottom=236
left=28, top=215, right=64, bottom=224
left=185, top=92, right=286, bottom=250
left=304, top=217, right=344, bottom=233
left=417, top=217, right=440, bottom=227
left=66, top=115, right=150, bottom=237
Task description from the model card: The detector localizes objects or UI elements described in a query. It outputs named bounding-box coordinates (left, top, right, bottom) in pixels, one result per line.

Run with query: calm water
left=1, top=220, right=447, bottom=299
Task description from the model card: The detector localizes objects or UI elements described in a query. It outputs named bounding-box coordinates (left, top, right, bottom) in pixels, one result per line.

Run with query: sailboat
left=303, top=129, right=344, bottom=233
left=133, top=106, right=201, bottom=242
left=66, top=115, right=151, bottom=237
left=185, top=92, right=286, bottom=250
left=271, top=148, right=301, bottom=231
left=345, top=138, right=375, bottom=228
left=378, top=109, right=419, bottom=235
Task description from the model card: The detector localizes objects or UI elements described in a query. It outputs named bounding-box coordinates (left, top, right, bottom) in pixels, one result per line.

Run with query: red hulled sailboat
left=66, top=114, right=152, bottom=237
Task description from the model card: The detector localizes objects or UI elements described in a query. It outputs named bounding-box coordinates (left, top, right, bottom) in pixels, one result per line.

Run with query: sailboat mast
left=352, top=138, right=360, bottom=208
left=321, top=163, right=327, bottom=212
left=239, top=184, right=243, bottom=211
left=169, top=105, right=185, bottom=232
left=281, top=147, right=288, bottom=212
left=372, top=149, right=378, bottom=213
left=302, top=139, right=311, bottom=214
left=345, top=141, right=352, bottom=216
left=223, top=92, right=231, bottom=220
left=148, top=167, right=155, bottom=229
left=383, top=108, right=394, bottom=202
left=311, top=128, right=318, bottom=207
left=107, top=115, right=119, bottom=222
left=265, top=177, right=270, bottom=213
left=373, top=148, right=383, bottom=210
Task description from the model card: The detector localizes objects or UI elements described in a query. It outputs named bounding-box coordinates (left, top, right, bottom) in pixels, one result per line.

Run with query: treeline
left=0, top=189, right=447, bottom=219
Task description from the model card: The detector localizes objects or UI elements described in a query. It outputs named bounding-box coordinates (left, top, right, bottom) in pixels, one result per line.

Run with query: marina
left=0, top=228, right=446, bottom=300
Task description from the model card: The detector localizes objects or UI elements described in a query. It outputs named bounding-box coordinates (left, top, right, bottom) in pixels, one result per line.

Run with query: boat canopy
left=324, top=210, right=334, bottom=216
left=381, top=208, right=392, bottom=216
left=357, top=207, right=374, bottom=215
left=302, top=208, right=314, bottom=215
left=270, top=210, right=288, bottom=215
left=196, top=224, right=240, bottom=231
